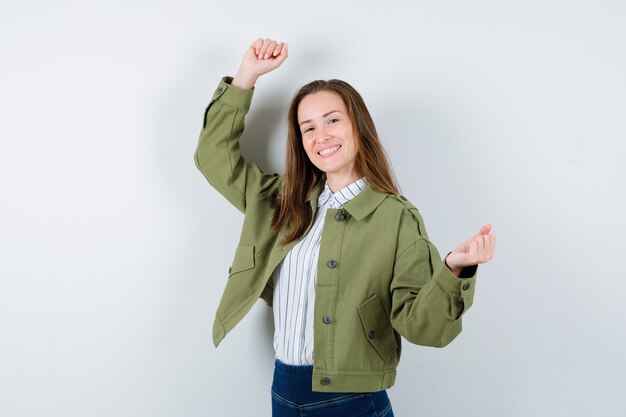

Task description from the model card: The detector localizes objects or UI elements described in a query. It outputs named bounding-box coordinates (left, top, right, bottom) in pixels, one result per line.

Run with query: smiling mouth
left=318, top=145, right=341, bottom=158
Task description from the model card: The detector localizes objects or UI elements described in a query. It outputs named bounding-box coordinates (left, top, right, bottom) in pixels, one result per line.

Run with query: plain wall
left=1, top=0, right=625, bottom=416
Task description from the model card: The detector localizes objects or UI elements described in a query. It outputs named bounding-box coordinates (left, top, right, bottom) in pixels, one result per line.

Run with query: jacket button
left=462, top=282, right=471, bottom=291
left=335, top=213, right=346, bottom=221
left=228, top=266, right=232, bottom=273
left=400, top=195, right=407, bottom=201
left=368, top=330, right=376, bottom=339
left=322, top=315, right=333, bottom=324
left=327, top=259, right=337, bottom=268
left=216, top=86, right=223, bottom=94
left=321, top=377, right=331, bottom=385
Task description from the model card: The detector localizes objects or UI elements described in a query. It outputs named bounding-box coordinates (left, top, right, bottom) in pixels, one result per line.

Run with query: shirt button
left=400, top=195, right=407, bottom=201
left=335, top=213, right=346, bottom=221
left=368, top=330, right=376, bottom=339
left=323, top=315, right=333, bottom=324
left=228, top=266, right=232, bottom=273
left=327, top=259, right=337, bottom=268
left=321, top=377, right=331, bottom=385
left=462, top=282, right=471, bottom=291
left=216, top=86, right=223, bottom=94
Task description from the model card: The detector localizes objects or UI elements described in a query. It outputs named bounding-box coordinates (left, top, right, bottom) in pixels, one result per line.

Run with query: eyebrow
left=299, top=110, right=342, bottom=126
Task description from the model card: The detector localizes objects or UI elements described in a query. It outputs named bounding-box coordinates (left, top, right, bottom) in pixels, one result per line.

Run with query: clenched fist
left=444, top=224, right=496, bottom=276
left=232, top=37, right=288, bottom=89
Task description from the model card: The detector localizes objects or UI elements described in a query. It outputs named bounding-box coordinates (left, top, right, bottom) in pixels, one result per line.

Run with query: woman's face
left=297, top=90, right=359, bottom=181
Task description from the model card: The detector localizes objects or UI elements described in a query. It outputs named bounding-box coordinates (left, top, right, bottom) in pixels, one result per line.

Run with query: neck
left=325, top=172, right=361, bottom=193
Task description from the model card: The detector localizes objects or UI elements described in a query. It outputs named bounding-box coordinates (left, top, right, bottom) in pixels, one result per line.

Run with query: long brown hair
left=270, top=79, right=400, bottom=246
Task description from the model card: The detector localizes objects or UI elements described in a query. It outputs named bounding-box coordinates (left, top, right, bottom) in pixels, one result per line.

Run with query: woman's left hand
left=445, top=224, right=496, bottom=275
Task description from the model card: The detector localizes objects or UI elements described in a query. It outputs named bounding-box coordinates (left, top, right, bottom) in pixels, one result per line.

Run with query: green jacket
left=194, top=76, right=478, bottom=393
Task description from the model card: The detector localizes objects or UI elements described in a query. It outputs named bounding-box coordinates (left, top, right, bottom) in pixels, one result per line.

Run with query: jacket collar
left=306, top=180, right=388, bottom=221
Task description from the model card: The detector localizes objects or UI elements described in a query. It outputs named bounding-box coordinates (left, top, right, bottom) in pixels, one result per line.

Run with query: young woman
left=194, top=37, right=496, bottom=417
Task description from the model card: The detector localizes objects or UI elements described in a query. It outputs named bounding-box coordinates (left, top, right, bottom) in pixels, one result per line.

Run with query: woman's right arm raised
left=194, top=38, right=288, bottom=213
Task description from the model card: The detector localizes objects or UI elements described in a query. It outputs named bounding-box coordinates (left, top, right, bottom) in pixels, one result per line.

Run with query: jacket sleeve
left=389, top=207, right=477, bottom=348
left=194, top=76, right=281, bottom=213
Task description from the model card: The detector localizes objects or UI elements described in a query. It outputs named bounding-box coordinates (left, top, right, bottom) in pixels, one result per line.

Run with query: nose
left=317, top=126, right=331, bottom=142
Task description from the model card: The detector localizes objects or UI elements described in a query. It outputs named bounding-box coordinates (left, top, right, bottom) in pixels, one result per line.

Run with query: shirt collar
left=307, top=176, right=389, bottom=221
left=318, top=177, right=368, bottom=207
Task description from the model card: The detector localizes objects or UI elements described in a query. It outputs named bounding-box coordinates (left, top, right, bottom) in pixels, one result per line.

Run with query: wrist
left=231, top=70, right=258, bottom=90
left=444, top=254, right=463, bottom=277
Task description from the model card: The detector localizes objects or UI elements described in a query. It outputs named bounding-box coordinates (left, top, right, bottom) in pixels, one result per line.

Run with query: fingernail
left=264, top=53, right=269, bottom=59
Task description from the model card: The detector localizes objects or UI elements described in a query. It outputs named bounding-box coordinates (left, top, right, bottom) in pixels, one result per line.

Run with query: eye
left=303, top=126, right=313, bottom=133
left=328, top=118, right=338, bottom=124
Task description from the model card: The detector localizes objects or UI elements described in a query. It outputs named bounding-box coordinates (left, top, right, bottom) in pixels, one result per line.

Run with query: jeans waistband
left=271, top=358, right=393, bottom=413
left=274, top=358, right=314, bottom=373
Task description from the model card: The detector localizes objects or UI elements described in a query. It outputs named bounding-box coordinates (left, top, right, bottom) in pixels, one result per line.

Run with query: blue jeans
left=271, top=359, right=394, bottom=417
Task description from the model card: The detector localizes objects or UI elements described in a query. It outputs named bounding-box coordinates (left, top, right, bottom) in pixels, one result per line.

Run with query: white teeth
left=319, top=145, right=340, bottom=156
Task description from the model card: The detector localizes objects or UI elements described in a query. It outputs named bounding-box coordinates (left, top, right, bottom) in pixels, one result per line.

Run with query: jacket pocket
left=228, top=245, right=255, bottom=278
left=357, top=294, right=398, bottom=361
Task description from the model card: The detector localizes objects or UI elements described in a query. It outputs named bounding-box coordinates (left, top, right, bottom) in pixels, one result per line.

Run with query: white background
left=1, top=0, right=625, bottom=416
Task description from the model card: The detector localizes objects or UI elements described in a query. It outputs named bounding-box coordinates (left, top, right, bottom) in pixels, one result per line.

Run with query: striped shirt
left=272, top=176, right=369, bottom=365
